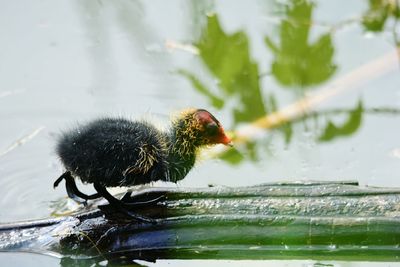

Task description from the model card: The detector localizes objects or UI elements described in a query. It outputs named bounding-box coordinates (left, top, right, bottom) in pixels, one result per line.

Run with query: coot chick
left=54, top=109, right=231, bottom=221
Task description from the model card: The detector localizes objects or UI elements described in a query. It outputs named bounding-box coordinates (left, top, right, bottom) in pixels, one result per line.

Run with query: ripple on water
left=0, top=150, right=58, bottom=222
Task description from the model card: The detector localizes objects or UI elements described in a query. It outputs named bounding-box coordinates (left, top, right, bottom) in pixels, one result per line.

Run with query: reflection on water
left=362, top=0, right=400, bottom=32
left=180, top=1, right=400, bottom=165
left=1, top=0, right=400, bottom=265
left=181, top=15, right=266, bottom=124
left=318, top=101, right=363, bottom=142
left=265, top=0, right=337, bottom=88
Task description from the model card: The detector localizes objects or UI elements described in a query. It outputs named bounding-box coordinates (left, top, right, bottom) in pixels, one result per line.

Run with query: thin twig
left=165, top=39, right=199, bottom=55
left=0, top=126, right=45, bottom=157
left=0, top=89, right=25, bottom=99
left=234, top=50, right=398, bottom=143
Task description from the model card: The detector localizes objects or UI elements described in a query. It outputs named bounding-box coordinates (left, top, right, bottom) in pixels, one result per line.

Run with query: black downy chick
left=54, top=109, right=231, bottom=221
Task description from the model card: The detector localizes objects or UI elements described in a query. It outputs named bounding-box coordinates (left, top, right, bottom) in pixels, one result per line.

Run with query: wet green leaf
left=318, top=101, right=364, bottom=142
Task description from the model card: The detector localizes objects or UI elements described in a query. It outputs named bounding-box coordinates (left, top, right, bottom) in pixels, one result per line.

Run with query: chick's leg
left=54, top=172, right=101, bottom=203
left=93, top=182, right=155, bottom=223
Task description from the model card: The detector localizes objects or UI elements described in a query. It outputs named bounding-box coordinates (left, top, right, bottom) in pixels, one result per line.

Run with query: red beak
left=219, top=130, right=233, bottom=146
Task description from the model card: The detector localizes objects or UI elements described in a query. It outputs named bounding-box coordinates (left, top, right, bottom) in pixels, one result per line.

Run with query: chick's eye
left=205, top=123, right=218, bottom=136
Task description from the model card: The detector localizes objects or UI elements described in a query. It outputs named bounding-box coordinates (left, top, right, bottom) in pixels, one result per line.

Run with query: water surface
left=0, top=0, right=399, bottom=266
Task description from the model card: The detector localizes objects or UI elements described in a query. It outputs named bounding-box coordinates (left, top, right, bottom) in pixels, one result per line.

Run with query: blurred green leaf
left=363, top=0, right=390, bottom=31
left=318, top=101, right=364, bottom=142
left=195, top=15, right=266, bottom=124
left=245, top=141, right=258, bottom=162
left=178, top=70, right=224, bottom=109
left=219, top=147, right=245, bottom=165
left=266, top=94, right=293, bottom=145
left=265, top=0, right=337, bottom=89
left=196, top=15, right=248, bottom=94
left=362, top=0, right=400, bottom=32
left=280, top=122, right=293, bottom=145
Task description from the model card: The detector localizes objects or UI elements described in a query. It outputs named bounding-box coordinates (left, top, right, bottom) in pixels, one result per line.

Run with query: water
left=0, top=0, right=400, bottom=265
